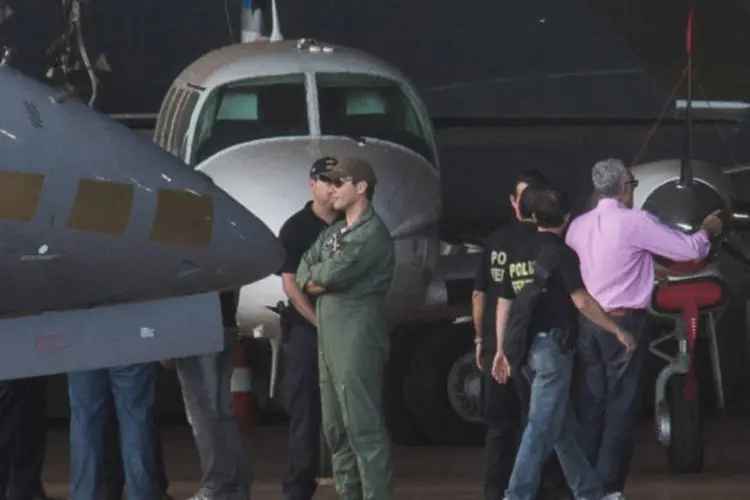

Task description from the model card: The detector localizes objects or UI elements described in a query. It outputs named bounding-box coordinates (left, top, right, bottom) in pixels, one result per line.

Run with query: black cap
left=310, top=157, right=339, bottom=178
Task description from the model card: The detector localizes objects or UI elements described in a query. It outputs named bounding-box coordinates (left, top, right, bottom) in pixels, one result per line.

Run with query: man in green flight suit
left=296, top=156, right=396, bottom=500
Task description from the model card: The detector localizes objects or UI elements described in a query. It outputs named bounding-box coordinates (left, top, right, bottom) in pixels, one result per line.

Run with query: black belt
left=607, top=308, right=646, bottom=317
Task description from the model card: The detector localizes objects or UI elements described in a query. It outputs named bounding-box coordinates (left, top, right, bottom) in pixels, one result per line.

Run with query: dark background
left=3, top=0, right=750, bottom=117
left=3, top=0, right=750, bottom=236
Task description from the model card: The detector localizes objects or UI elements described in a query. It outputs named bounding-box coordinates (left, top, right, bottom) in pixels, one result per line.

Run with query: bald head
left=591, top=158, right=637, bottom=208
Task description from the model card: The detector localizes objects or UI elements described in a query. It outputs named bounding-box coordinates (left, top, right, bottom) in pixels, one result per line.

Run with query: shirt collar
left=348, top=204, right=375, bottom=231
left=304, top=200, right=343, bottom=225
left=596, top=198, right=628, bottom=210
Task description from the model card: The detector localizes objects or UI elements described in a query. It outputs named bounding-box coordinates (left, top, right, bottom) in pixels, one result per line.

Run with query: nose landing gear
left=650, top=263, right=727, bottom=474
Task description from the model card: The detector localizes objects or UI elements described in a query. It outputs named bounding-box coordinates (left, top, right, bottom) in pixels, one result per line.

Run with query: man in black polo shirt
left=277, top=157, right=339, bottom=500
left=472, top=170, right=549, bottom=500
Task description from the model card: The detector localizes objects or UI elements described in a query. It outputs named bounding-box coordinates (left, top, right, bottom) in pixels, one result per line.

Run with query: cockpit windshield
left=191, top=74, right=308, bottom=165
left=316, top=72, right=436, bottom=165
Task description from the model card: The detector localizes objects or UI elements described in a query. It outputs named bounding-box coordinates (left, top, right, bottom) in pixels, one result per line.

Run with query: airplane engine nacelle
left=632, top=159, right=731, bottom=236
left=631, top=159, right=732, bottom=318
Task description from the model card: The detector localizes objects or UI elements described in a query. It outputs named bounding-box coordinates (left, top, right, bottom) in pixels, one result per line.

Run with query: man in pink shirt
left=565, top=158, right=723, bottom=500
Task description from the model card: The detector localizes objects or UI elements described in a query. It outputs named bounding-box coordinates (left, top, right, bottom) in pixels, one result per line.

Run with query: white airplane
left=151, top=0, right=484, bottom=447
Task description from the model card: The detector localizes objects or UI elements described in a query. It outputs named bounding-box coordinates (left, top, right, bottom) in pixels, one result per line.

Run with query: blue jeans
left=506, top=331, right=601, bottom=500
left=68, top=363, right=159, bottom=500
left=575, top=311, right=649, bottom=494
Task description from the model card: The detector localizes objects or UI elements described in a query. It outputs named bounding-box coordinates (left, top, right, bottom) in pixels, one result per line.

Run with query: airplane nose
left=208, top=185, right=285, bottom=287
left=141, top=152, right=284, bottom=294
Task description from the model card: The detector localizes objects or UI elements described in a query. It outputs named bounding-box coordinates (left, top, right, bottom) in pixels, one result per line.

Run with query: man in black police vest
left=496, top=186, right=634, bottom=500
left=472, top=171, right=570, bottom=500
left=276, top=157, right=339, bottom=500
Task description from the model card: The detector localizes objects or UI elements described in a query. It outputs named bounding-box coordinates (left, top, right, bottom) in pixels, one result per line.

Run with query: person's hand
left=491, top=352, right=511, bottom=384
left=700, top=209, right=723, bottom=237
left=305, top=280, right=326, bottom=296
left=475, top=341, right=483, bottom=370
left=616, top=329, right=636, bottom=354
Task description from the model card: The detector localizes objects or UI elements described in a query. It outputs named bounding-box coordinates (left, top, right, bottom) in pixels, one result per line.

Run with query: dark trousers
left=481, top=370, right=521, bottom=500
left=100, top=386, right=168, bottom=499
left=575, top=311, right=649, bottom=495
left=176, top=345, right=251, bottom=500
left=68, top=363, right=160, bottom=500
left=280, top=321, right=321, bottom=500
left=0, top=377, right=48, bottom=500
left=482, top=371, right=572, bottom=500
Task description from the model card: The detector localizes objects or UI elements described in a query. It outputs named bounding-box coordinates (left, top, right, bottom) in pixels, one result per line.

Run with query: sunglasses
left=318, top=176, right=352, bottom=188
left=626, top=179, right=639, bottom=188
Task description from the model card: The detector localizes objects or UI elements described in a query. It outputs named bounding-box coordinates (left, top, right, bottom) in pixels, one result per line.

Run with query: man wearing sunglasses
left=297, top=157, right=396, bottom=500
left=565, top=158, right=723, bottom=500
left=276, top=157, right=339, bottom=500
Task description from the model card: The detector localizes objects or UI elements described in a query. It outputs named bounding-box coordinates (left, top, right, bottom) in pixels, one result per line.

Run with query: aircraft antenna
left=679, top=6, right=695, bottom=187
left=270, top=0, right=284, bottom=42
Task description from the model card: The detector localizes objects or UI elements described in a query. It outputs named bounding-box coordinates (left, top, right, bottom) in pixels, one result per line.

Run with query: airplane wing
left=0, top=292, right=223, bottom=380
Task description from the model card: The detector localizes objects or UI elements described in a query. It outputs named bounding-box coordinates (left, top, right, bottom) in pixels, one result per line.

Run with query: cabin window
left=191, top=74, right=308, bottom=165
left=149, top=188, right=214, bottom=249
left=316, top=72, right=436, bottom=166
left=0, top=171, right=45, bottom=222
left=66, top=180, right=134, bottom=236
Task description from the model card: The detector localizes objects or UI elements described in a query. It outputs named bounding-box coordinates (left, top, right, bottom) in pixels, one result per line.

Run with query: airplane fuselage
left=0, top=65, right=283, bottom=316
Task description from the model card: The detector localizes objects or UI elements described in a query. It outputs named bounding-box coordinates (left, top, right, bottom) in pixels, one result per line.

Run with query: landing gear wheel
left=665, top=374, right=704, bottom=474
left=403, top=326, right=485, bottom=446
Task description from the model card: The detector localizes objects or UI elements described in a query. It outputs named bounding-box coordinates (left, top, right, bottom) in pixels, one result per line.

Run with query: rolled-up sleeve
left=634, top=211, right=712, bottom=261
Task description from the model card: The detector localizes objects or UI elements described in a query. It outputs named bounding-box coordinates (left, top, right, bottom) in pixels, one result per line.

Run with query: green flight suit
left=296, top=204, right=395, bottom=500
